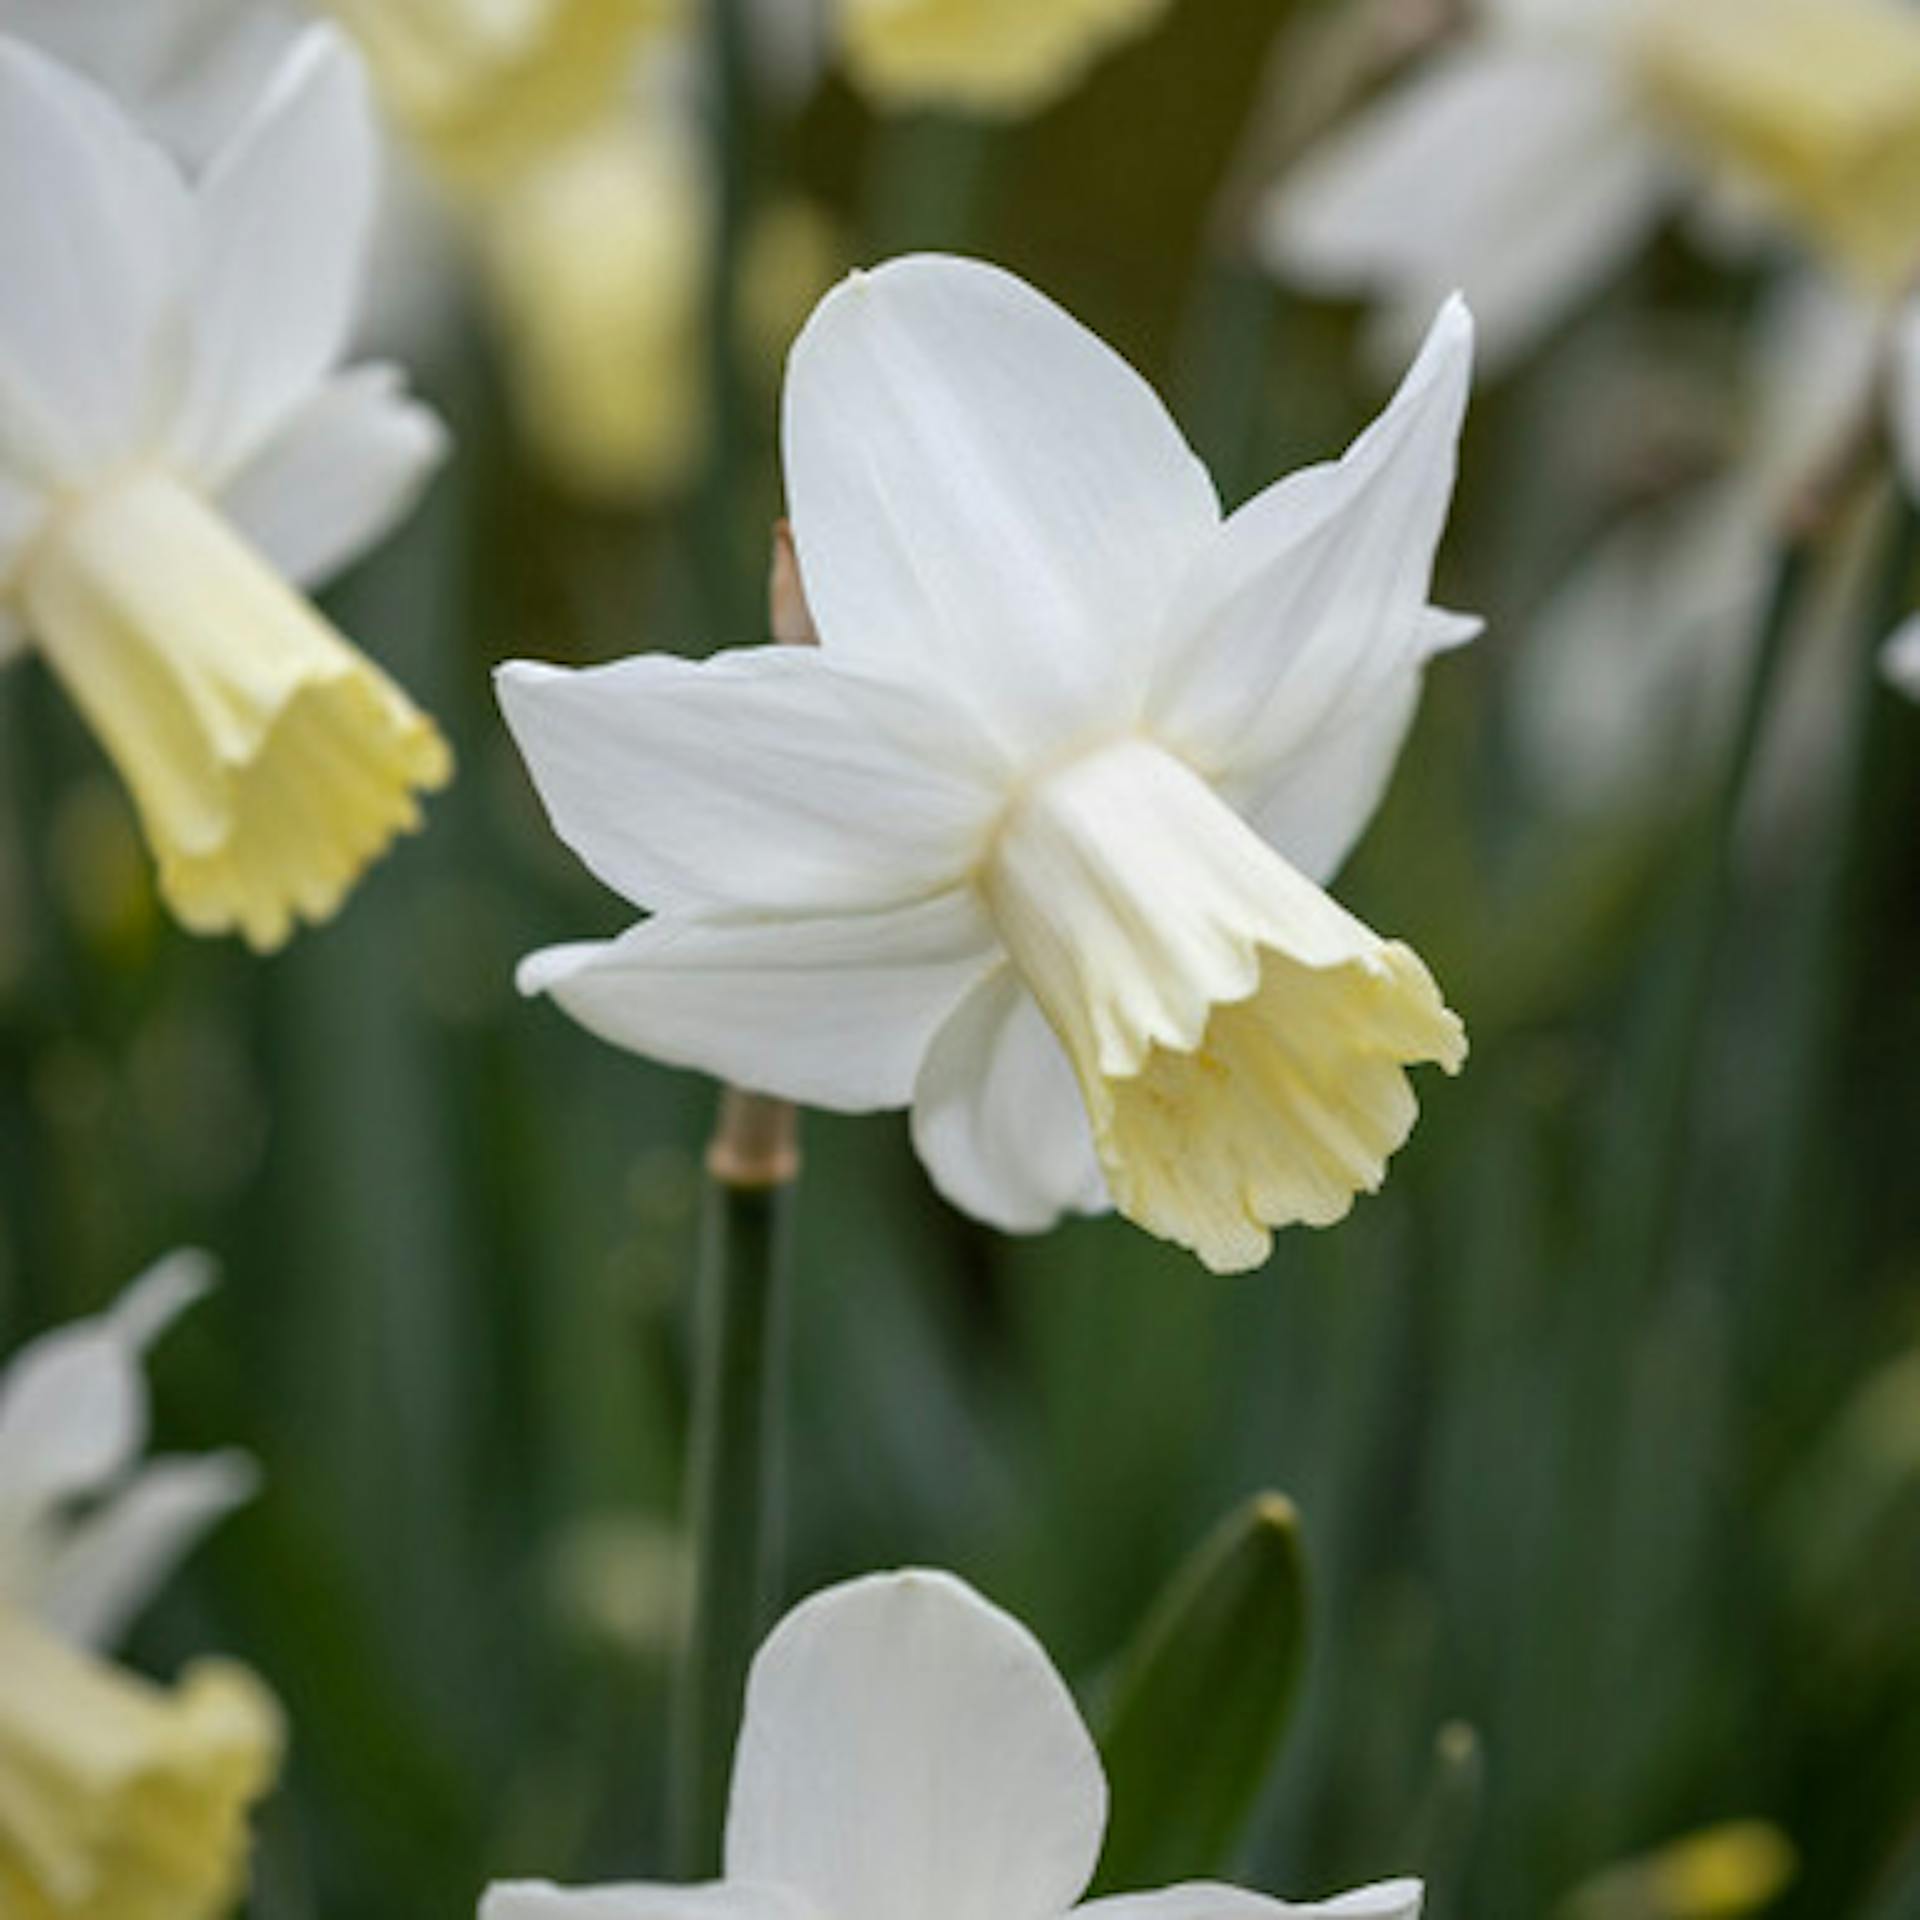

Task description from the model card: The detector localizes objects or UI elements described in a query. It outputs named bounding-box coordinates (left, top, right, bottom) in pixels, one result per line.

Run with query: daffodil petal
left=910, top=968, right=1108, bottom=1234
left=483, top=1882, right=817, bottom=1920
left=1148, top=298, right=1474, bottom=880
left=520, top=892, right=997, bottom=1111
left=0, top=1258, right=209, bottom=1519
left=499, top=649, right=996, bottom=917
left=783, top=254, right=1219, bottom=759
left=1891, top=298, right=1920, bottom=505
left=1259, top=46, right=1671, bottom=372
left=0, top=36, right=190, bottom=484
left=1079, top=1879, right=1425, bottom=1920
left=176, top=27, right=376, bottom=483
left=31, top=1454, right=258, bottom=1654
left=218, top=363, right=448, bottom=592
left=725, top=1571, right=1106, bottom=1920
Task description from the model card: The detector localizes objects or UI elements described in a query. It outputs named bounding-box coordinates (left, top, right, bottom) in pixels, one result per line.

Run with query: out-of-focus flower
left=1880, top=611, right=1920, bottom=698
left=502, top=256, right=1474, bottom=1272
left=478, top=108, right=709, bottom=501
left=838, top=0, right=1174, bottom=115
left=1515, top=272, right=1892, bottom=815
left=311, top=0, right=678, bottom=192
left=0, top=30, right=451, bottom=951
left=0, top=1254, right=283, bottom=1920
left=0, top=0, right=292, bottom=161
left=481, top=1569, right=1422, bottom=1920
left=1556, top=1820, right=1796, bottom=1920
left=1260, top=0, right=1920, bottom=372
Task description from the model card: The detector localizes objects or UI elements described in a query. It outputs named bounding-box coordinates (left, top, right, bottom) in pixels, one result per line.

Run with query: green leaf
left=1094, top=1492, right=1309, bottom=1891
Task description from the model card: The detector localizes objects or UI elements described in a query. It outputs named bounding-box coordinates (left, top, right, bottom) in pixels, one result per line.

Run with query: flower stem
left=668, top=1092, right=798, bottom=1877
left=1600, top=530, right=1816, bottom=1301
left=1748, top=490, right=1918, bottom=1361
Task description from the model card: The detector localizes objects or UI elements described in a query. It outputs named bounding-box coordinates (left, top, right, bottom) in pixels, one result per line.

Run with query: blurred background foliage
left=4, top=1, right=1920, bottom=1917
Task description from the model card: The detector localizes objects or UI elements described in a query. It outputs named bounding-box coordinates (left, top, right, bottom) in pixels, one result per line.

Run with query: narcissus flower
left=502, top=256, right=1473, bottom=1272
left=838, top=0, right=1174, bottom=115
left=0, top=1255, right=283, bottom=1920
left=482, top=1570, right=1421, bottom=1920
left=1261, top=0, right=1920, bottom=371
left=309, top=0, right=677, bottom=191
left=0, top=28, right=450, bottom=951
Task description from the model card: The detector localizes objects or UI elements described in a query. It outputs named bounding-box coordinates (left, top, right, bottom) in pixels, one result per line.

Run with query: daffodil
left=0, top=1255, right=283, bottom=1920
left=838, top=0, right=1175, bottom=115
left=308, top=0, right=678, bottom=192
left=1260, top=0, right=1920, bottom=372
left=502, top=255, right=1473, bottom=1273
left=0, top=28, right=451, bottom=951
left=483, top=1569, right=1421, bottom=1920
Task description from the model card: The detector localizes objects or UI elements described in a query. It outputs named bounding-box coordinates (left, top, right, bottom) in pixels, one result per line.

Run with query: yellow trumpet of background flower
left=0, top=1615, right=281, bottom=1920
left=839, top=0, right=1174, bottom=114
left=1633, top=0, right=1920, bottom=291
left=313, top=0, right=679, bottom=191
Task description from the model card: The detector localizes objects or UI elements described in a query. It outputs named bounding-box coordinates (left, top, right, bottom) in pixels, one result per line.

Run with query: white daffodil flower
left=484, top=1569, right=1422, bottom=1920
left=0, top=1254, right=283, bottom=1920
left=0, top=27, right=451, bottom=952
left=502, top=255, right=1473, bottom=1273
left=837, top=0, right=1174, bottom=115
left=1260, top=0, right=1920, bottom=373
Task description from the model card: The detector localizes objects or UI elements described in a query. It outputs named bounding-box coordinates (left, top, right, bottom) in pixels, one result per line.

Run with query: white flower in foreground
left=502, top=256, right=1473, bottom=1273
left=0, top=1254, right=282, bottom=1920
left=1260, top=0, right=1920, bottom=372
left=0, top=28, right=450, bottom=951
left=483, top=1569, right=1420, bottom=1920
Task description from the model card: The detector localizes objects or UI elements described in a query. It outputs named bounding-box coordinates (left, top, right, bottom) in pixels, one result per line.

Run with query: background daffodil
left=0, top=26, right=450, bottom=951
left=1260, top=0, right=1920, bottom=372
left=0, top=1255, right=282, bottom=1920
left=502, top=255, right=1475, bottom=1273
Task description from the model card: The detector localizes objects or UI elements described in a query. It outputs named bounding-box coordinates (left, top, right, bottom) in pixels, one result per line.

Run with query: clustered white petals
left=506, top=255, right=1474, bottom=1270
left=482, top=1572, right=1421, bottom=1920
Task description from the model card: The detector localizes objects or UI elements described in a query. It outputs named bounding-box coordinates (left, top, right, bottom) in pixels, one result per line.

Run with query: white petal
left=0, top=35, right=190, bottom=482
left=1880, top=613, right=1920, bottom=701
left=1079, top=1881, right=1423, bottom=1920
left=0, top=1253, right=209, bottom=1515
left=725, top=1571, right=1106, bottom=1920
left=498, top=649, right=996, bottom=918
left=173, top=27, right=375, bottom=483
left=1747, top=274, right=1881, bottom=516
left=1258, top=46, right=1672, bottom=372
left=1891, top=296, right=1920, bottom=506
left=31, top=1451, right=257, bottom=1651
left=783, top=254, right=1219, bottom=760
left=520, top=892, right=998, bottom=1111
left=217, top=363, right=447, bottom=590
left=910, top=969, right=1109, bottom=1234
left=1148, top=299, right=1474, bottom=881
left=483, top=1887, right=813, bottom=1920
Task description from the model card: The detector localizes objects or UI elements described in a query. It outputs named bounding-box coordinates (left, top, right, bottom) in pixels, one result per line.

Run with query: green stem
left=1600, top=533, right=1815, bottom=1303
left=1749, top=492, right=1918, bottom=1360
left=668, top=1090, right=797, bottom=1877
